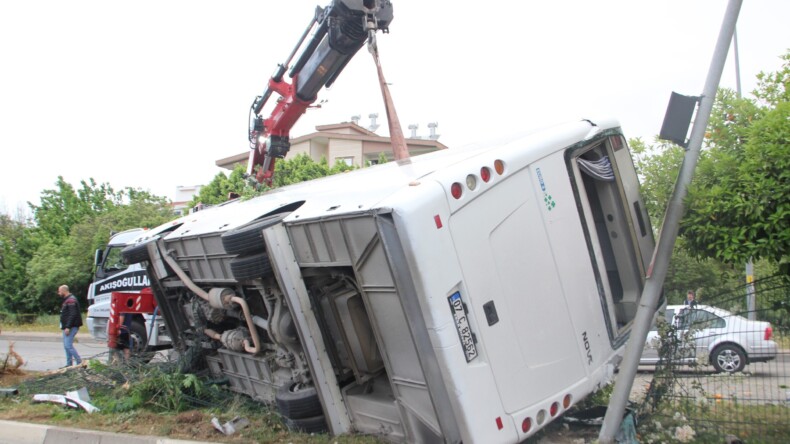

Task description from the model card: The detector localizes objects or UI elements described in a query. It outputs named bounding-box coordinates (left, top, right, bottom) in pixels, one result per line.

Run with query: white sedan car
left=641, top=304, right=777, bottom=373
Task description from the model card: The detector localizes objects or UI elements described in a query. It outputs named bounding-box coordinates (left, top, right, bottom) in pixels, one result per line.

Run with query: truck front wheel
left=129, top=320, right=153, bottom=363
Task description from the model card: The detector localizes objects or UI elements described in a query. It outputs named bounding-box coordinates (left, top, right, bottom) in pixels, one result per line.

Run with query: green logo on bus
left=544, top=193, right=556, bottom=211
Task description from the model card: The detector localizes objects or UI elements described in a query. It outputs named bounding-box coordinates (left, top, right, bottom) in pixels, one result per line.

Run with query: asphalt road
left=0, top=331, right=109, bottom=372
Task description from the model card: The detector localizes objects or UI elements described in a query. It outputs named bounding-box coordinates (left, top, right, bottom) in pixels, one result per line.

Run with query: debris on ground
left=211, top=415, right=250, bottom=435
left=1, top=343, right=25, bottom=374
left=33, top=386, right=100, bottom=413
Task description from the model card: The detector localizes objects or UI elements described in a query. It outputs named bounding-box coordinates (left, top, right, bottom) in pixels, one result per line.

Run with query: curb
left=0, top=332, right=102, bottom=345
left=0, top=420, right=214, bottom=444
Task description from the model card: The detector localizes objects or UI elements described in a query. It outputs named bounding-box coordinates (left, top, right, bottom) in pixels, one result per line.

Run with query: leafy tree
left=0, top=215, right=39, bottom=313
left=681, top=52, right=790, bottom=266
left=12, top=179, right=172, bottom=313
left=29, top=177, right=119, bottom=243
left=629, top=137, right=685, bottom=229
left=188, top=165, right=253, bottom=208
left=191, top=155, right=358, bottom=209
left=631, top=51, right=790, bottom=298
left=23, top=241, right=78, bottom=313
left=272, top=154, right=355, bottom=188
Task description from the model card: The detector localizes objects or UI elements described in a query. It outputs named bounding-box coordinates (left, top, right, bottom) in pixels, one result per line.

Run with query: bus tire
left=229, top=252, right=273, bottom=281
left=284, top=414, right=328, bottom=434
left=221, top=214, right=286, bottom=255
left=276, top=383, right=323, bottom=419
left=122, top=241, right=152, bottom=265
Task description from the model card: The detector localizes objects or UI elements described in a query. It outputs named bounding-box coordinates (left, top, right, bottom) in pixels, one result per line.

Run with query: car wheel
left=220, top=214, right=286, bottom=255
left=275, top=383, right=323, bottom=419
left=284, top=414, right=328, bottom=434
left=711, top=344, right=746, bottom=373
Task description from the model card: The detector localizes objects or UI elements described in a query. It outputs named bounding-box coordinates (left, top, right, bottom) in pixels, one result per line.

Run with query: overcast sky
left=1, top=0, right=788, bottom=216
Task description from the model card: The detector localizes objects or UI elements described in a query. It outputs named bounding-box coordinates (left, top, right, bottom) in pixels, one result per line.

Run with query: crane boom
left=248, top=0, right=393, bottom=185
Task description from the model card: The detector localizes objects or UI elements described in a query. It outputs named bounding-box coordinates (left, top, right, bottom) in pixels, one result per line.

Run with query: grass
left=0, top=360, right=384, bottom=444
left=0, top=314, right=61, bottom=333
left=643, top=402, right=790, bottom=444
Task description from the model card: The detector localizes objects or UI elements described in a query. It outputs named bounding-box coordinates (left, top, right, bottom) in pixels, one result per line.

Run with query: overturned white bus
left=124, top=118, right=657, bottom=443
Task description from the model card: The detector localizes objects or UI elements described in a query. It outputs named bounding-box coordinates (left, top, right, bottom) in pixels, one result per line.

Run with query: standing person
left=116, top=313, right=133, bottom=362
left=58, top=285, right=83, bottom=367
left=684, top=290, right=698, bottom=307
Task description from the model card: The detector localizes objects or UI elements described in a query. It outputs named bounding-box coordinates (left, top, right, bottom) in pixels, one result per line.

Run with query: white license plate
left=448, top=292, right=477, bottom=362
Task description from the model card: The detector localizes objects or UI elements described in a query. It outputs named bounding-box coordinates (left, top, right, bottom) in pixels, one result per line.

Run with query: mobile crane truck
left=123, top=1, right=660, bottom=441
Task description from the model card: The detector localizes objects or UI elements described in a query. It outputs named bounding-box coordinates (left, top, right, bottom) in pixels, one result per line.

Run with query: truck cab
left=86, top=229, right=169, bottom=352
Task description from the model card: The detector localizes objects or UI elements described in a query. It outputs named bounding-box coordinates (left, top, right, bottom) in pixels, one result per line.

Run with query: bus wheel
left=121, top=240, right=153, bottom=264
left=276, top=383, right=323, bottom=419
left=229, top=252, right=273, bottom=281
left=221, top=214, right=286, bottom=255
left=284, top=414, right=328, bottom=433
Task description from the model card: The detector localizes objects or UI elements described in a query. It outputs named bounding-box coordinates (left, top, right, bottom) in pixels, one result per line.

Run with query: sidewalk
left=0, top=420, right=213, bottom=444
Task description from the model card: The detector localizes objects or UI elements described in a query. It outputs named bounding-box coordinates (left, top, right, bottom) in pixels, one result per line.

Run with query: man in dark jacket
left=58, top=285, right=83, bottom=366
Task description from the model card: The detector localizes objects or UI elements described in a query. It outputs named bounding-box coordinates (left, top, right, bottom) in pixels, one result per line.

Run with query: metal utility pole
left=598, top=1, right=743, bottom=442
left=733, top=27, right=758, bottom=321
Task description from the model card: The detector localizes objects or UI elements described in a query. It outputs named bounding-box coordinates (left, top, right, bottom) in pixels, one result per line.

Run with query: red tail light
left=481, top=166, right=491, bottom=183
left=451, top=182, right=463, bottom=199
left=765, top=325, right=773, bottom=340
left=522, top=417, right=532, bottom=433
left=550, top=402, right=560, bottom=417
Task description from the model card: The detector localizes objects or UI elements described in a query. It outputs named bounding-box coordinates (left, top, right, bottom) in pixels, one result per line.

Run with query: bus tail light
left=494, top=159, right=505, bottom=175
left=466, top=174, right=477, bottom=190
left=451, top=182, right=463, bottom=199
left=481, top=167, right=491, bottom=183
left=522, top=417, right=532, bottom=433
left=550, top=402, right=560, bottom=417
left=563, top=394, right=572, bottom=409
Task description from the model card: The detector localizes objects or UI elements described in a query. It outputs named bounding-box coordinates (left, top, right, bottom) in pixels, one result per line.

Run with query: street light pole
left=598, top=1, right=743, bottom=441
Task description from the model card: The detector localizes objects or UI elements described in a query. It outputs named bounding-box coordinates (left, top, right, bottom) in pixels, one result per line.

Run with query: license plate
left=448, top=292, right=477, bottom=362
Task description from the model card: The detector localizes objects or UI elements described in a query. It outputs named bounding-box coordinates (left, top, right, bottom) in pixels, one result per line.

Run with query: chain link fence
left=637, top=275, right=790, bottom=443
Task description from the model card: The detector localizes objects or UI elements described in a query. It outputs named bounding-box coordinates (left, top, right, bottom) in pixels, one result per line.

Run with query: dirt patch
left=176, top=410, right=205, bottom=424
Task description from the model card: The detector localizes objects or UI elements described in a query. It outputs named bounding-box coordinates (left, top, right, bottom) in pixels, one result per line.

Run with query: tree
left=188, top=165, right=253, bottom=208
left=629, top=137, right=685, bottom=229
left=190, top=155, right=358, bottom=209
left=29, top=177, right=119, bottom=243
left=629, top=51, right=790, bottom=299
left=681, top=52, right=790, bottom=266
left=13, top=179, right=172, bottom=313
left=272, top=154, right=355, bottom=188
left=0, top=214, right=38, bottom=313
